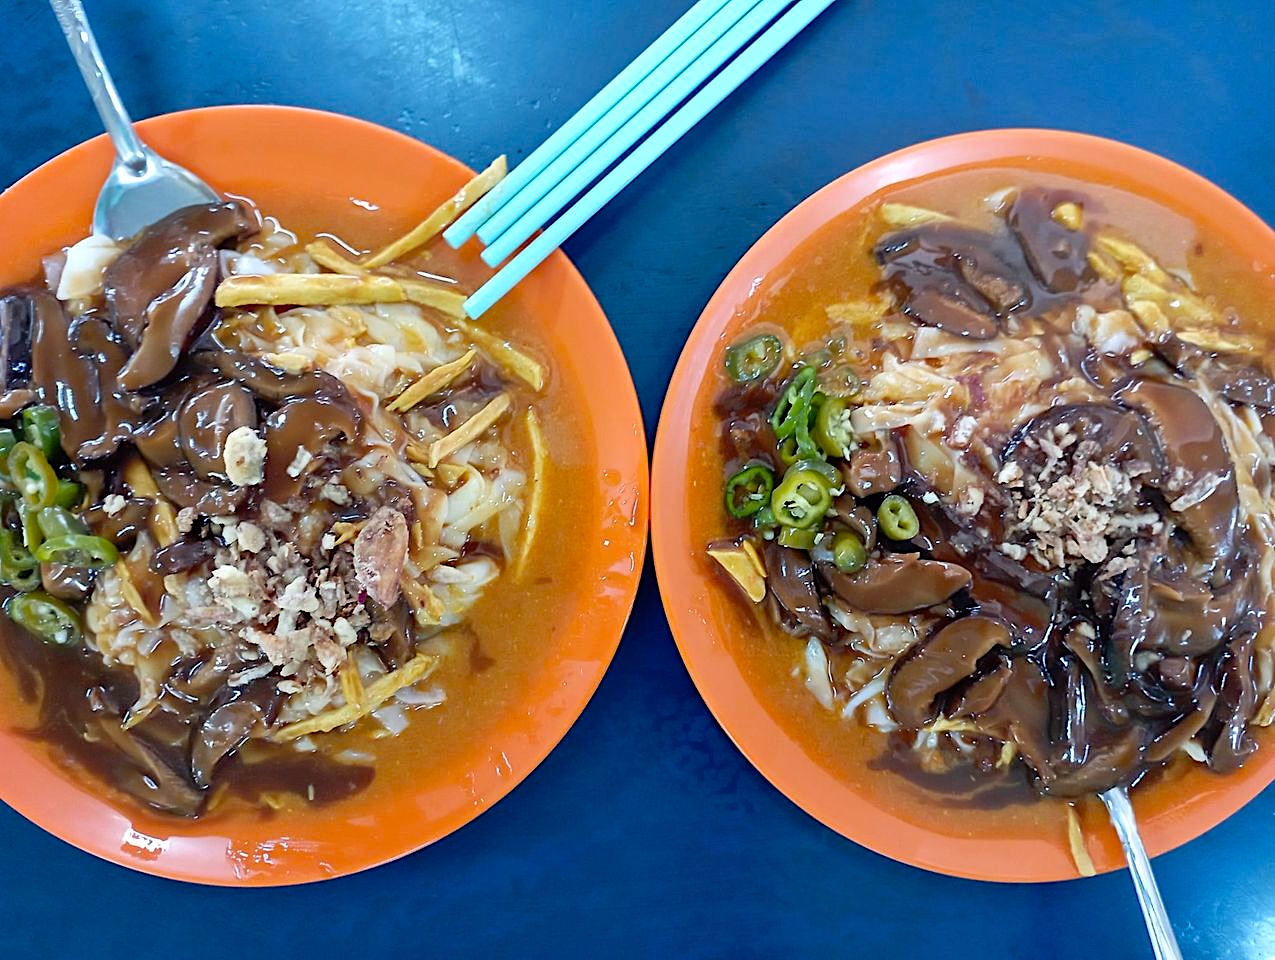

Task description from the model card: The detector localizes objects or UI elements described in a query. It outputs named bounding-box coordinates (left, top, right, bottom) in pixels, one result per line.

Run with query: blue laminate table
left=1, top=2, right=1273, bottom=957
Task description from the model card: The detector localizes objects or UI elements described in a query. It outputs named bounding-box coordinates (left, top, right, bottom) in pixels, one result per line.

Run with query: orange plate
left=0, top=105, right=647, bottom=885
left=651, top=129, right=1275, bottom=883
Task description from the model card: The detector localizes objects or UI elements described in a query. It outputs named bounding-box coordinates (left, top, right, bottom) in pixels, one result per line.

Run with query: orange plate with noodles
left=0, top=105, right=647, bottom=885
left=652, top=129, right=1275, bottom=882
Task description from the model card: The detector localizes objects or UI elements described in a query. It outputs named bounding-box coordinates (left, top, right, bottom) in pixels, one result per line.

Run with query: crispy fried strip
left=270, top=653, right=439, bottom=741
left=305, top=241, right=367, bottom=274
left=215, top=273, right=406, bottom=308
left=387, top=349, right=477, bottom=412
left=402, top=577, right=446, bottom=625
left=121, top=700, right=159, bottom=731
left=427, top=393, right=511, bottom=468
left=514, top=408, right=547, bottom=578
left=404, top=439, right=435, bottom=466
left=115, top=550, right=162, bottom=628
left=398, top=278, right=467, bottom=318
left=1066, top=804, right=1097, bottom=878
left=362, top=156, right=508, bottom=268
left=879, top=202, right=953, bottom=227
left=328, top=520, right=364, bottom=547
left=307, top=241, right=468, bottom=317
left=451, top=316, right=546, bottom=391
left=121, top=458, right=178, bottom=547
left=339, top=660, right=366, bottom=709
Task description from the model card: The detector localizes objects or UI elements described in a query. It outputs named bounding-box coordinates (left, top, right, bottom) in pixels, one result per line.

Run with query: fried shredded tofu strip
left=402, top=577, right=446, bottom=625
left=305, top=241, right=468, bottom=317
left=362, top=156, right=508, bottom=268
left=706, top=540, right=767, bottom=603
left=122, top=458, right=178, bottom=547
left=387, top=349, right=477, bottom=412
left=513, top=409, right=547, bottom=578
left=427, top=393, right=512, bottom=468
left=328, top=520, right=364, bottom=547
left=215, top=273, right=406, bottom=308
left=878, top=202, right=953, bottom=227
left=451, top=316, right=546, bottom=391
left=397, top=278, right=467, bottom=318
left=270, top=652, right=439, bottom=741
left=339, top=660, right=366, bottom=709
left=114, top=458, right=177, bottom=628
left=304, top=241, right=367, bottom=274
left=1066, top=804, right=1097, bottom=878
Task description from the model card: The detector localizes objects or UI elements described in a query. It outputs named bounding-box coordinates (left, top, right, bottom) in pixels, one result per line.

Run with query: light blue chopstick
left=479, top=0, right=787, bottom=268
left=442, top=0, right=735, bottom=250
left=475, top=0, right=770, bottom=257
left=463, top=0, right=835, bottom=319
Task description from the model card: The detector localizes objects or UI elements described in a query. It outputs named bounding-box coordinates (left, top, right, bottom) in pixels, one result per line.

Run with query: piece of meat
left=353, top=506, right=409, bottom=608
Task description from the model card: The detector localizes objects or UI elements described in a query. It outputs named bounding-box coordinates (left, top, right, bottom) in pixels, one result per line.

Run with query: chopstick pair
left=446, top=0, right=837, bottom=319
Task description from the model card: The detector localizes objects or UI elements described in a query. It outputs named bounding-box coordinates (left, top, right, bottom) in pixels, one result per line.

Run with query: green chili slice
left=17, top=503, right=42, bottom=552
left=52, top=480, right=85, bottom=510
left=831, top=531, right=868, bottom=573
left=0, top=428, right=17, bottom=460
left=36, top=506, right=89, bottom=540
left=752, top=504, right=776, bottom=530
left=8, top=442, right=57, bottom=508
left=725, top=334, right=783, bottom=383
left=813, top=396, right=855, bottom=460
left=0, top=528, right=39, bottom=590
left=777, top=526, right=817, bottom=550
left=789, top=458, right=840, bottom=487
left=820, top=362, right=862, bottom=399
left=5, top=590, right=82, bottom=646
left=793, top=390, right=823, bottom=461
left=769, top=367, right=817, bottom=441
left=776, top=435, right=801, bottom=467
left=771, top=464, right=834, bottom=529
left=35, top=534, right=118, bottom=569
left=21, top=405, right=62, bottom=460
left=878, top=494, right=920, bottom=540
left=724, top=464, right=776, bottom=519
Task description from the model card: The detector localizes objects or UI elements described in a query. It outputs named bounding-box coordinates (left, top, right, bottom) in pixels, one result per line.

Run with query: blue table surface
left=3, top=1, right=1274, bottom=957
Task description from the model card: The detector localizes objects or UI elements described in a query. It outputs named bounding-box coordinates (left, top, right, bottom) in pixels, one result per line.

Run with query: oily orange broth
left=228, top=200, right=601, bottom=817
left=690, top=165, right=1275, bottom=845
left=0, top=194, right=599, bottom=821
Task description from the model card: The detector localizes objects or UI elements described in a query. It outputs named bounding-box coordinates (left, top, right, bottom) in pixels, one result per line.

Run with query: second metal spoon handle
left=49, top=0, right=149, bottom=173
left=1100, top=788, right=1184, bottom=960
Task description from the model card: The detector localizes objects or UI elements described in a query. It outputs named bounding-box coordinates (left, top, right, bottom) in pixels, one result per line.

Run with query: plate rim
left=651, top=126, right=1275, bottom=883
left=0, top=103, right=650, bottom=886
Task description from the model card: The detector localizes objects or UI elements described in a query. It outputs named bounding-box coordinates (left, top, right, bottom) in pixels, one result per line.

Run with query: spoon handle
left=1100, top=787, right=1184, bottom=960
left=49, top=0, right=149, bottom=173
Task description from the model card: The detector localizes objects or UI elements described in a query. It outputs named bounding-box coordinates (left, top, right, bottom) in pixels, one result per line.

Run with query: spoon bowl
left=50, top=0, right=219, bottom=240
left=93, top=150, right=220, bottom=240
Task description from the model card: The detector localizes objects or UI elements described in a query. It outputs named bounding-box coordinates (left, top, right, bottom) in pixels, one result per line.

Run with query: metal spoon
left=49, top=0, right=219, bottom=240
left=1100, top=786, right=1184, bottom=960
